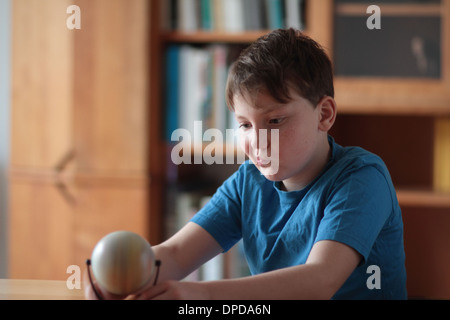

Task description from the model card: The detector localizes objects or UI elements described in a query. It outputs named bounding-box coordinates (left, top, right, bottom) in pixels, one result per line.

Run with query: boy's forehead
left=233, top=90, right=316, bottom=119
left=234, top=90, right=286, bottom=111
left=234, top=98, right=295, bottom=122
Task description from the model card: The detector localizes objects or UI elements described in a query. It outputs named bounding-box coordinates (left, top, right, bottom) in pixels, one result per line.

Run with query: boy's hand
left=83, top=268, right=129, bottom=300
left=84, top=267, right=209, bottom=300
left=134, top=281, right=210, bottom=300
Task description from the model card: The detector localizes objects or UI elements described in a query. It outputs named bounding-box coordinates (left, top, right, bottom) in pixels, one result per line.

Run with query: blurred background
left=0, top=0, right=11, bottom=280
left=0, top=0, right=449, bottom=299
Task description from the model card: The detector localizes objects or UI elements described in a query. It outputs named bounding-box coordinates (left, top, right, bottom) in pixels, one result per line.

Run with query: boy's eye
left=239, top=123, right=251, bottom=129
left=269, top=118, right=284, bottom=125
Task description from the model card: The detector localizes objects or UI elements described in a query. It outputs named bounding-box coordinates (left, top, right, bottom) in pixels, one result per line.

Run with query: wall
left=0, top=0, right=11, bottom=278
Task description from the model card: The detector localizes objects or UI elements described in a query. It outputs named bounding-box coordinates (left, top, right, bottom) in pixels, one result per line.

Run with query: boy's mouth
left=256, top=157, right=271, bottom=167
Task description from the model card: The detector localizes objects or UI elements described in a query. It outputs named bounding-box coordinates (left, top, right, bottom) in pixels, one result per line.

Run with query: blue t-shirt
left=191, top=136, right=407, bottom=299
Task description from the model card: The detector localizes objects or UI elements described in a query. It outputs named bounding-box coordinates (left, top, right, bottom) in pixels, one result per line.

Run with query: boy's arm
left=138, top=239, right=361, bottom=300
left=204, top=239, right=361, bottom=300
left=152, top=222, right=224, bottom=283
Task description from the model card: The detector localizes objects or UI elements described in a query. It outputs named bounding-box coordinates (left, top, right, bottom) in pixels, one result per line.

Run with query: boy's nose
left=250, top=129, right=270, bottom=154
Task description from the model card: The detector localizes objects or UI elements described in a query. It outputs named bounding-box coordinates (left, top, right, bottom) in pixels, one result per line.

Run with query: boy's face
left=234, top=88, right=332, bottom=191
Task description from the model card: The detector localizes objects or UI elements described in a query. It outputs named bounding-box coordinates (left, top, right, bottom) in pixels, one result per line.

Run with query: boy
left=86, top=29, right=407, bottom=299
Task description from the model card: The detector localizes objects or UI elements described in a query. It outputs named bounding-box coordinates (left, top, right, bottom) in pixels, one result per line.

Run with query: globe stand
left=86, top=258, right=161, bottom=300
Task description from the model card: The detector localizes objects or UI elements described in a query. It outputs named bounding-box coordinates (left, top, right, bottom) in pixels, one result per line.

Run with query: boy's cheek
left=239, top=135, right=251, bottom=157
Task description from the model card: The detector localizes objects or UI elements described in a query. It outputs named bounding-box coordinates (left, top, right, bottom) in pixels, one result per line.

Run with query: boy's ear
left=317, top=96, right=337, bottom=132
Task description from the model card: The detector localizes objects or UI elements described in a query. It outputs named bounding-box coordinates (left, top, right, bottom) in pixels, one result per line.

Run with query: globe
left=90, top=230, right=156, bottom=295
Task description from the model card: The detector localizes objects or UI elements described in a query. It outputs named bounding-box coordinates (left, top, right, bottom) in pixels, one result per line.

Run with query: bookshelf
left=161, top=30, right=271, bottom=43
left=153, top=0, right=450, bottom=297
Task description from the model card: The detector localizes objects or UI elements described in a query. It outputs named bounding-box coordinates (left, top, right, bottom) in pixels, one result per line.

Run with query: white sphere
left=90, top=231, right=155, bottom=295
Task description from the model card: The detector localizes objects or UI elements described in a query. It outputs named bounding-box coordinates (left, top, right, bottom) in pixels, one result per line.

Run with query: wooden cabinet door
left=9, top=0, right=75, bottom=280
left=73, top=178, right=149, bottom=269
left=10, top=0, right=74, bottom=169
left=9, top=0, right=157, bottom=280
left=71, top=0, right=155, bottom=262
left=73, top=0, right=149, bottom=175
left=9, top=179, right=74, bottom=280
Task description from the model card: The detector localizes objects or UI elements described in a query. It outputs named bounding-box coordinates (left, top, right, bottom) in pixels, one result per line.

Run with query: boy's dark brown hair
left=226, top=28, right=334, bottom=109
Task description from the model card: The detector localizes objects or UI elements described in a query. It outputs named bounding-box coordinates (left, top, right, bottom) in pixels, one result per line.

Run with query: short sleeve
left=315, top=165, right=394, bottom=263
left=190, top=165, right=244, bottom=252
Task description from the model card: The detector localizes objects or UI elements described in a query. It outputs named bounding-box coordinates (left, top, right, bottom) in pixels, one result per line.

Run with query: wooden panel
left=9, top=0, right=160, bottom=281
left=306, top=0, right=334, bottom=56
left=403, top=206, right=450, bottom=299
left=161, top=30, right=271, bottom=43
left=9, top=0, right=75, bottom=281
left=10, top=0, right=73, bottom=169
left=0, top=279, right=84, bottom=300
left=397, top=189, right=450, bottom=208
left=335, top=3, right=443, bottom=16
left=434, top=117, right=450, bottom=192
left=330, top=114, right=434, bottom=189
left=335, top=78, right=450, bottom=115
left=73, top=182, right=149, bottom=270
left=9, top=179, right=73, bottom=280
left=73, top=0, right=149, bottom=174
left=444, top=0, right=450, bottom=91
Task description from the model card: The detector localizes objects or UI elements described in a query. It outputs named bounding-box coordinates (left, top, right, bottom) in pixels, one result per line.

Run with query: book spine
left=177, top=0, right=199, bottom=32
left=165, top=45, right=180, bottom=141
left=265, top=0, right=284, bottom=30
left=285, top=0, right=304, bottom=30
left=243, top=0, right=264, bottom=31
left=223, top=0, right=245, bottom=32
left=212, top=45, right=228, bottom=133
left=213, top=0, right=225, bottom=31
left=200, top=0, right=214, bottom=30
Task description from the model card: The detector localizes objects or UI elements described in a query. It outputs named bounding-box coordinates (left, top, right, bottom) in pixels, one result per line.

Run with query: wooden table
left=0, top=279, right=85, bottom=300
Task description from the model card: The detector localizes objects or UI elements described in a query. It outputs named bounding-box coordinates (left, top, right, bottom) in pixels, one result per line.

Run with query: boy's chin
left=256, top=165, right=281, bottom=181
left=262, top=174, right=279, bottom=181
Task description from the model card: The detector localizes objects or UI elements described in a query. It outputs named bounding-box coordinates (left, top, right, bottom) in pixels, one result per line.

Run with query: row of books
left=164, top=190, right=250, bottom=281
left=164, top=44, right=244, bottom=141
left=161, top=0, right=305, bottom=33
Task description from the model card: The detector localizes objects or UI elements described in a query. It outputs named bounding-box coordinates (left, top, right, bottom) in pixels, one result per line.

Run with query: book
left=223, top=0, right=245, bottom=33
left=243, top=0, right=265, bottom=31
left=177, top=0, right=200, bottom=32
left=265, top=0, right=284, bottom=30
left=178, top=46, right=210, bottom=139
left=212, top=45, right=228, bottom=133
left=285, top=0, right=304, bottom=30
left=200, top=0, right=214, bottom=30
left=165, top=45, right=180, bottom=141
left=202, top=47, right=215, bottom=131
left=212, top=0, right=225, bottom=31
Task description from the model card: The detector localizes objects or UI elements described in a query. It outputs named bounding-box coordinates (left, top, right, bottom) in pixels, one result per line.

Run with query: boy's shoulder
left=327, top=136, right=396, bottom=195
left=331, top=137, right=388, bottom=173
